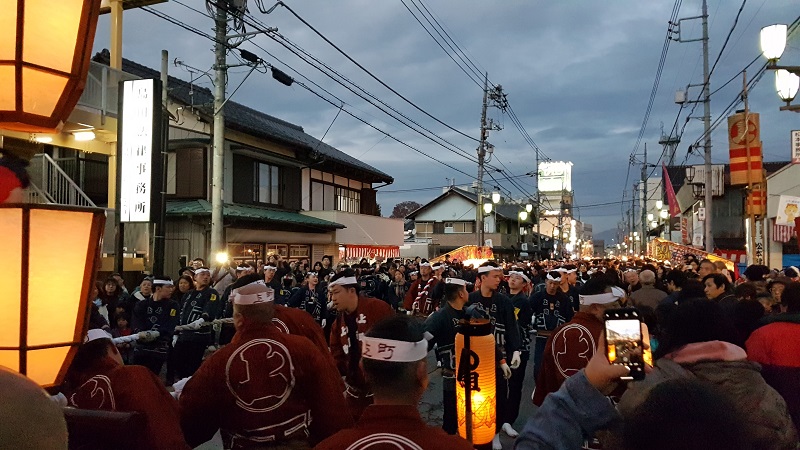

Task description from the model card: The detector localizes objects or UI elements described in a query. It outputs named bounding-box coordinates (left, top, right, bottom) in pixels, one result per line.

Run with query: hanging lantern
left=0, top=204, right=105, bottom=388
left=455, top=319, right=496, bottom=446
left=0, top=0, right=102, bottom=133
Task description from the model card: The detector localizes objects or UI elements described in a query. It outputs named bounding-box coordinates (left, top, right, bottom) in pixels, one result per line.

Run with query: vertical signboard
left=792, top=130, right=800, bottom=164
left=118, top=79, right=163, bottom=222
left=727, top=111, right=763, bottom=186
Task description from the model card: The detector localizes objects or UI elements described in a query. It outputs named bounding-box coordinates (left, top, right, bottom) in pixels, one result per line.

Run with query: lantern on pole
left=456, top=318, right=496, bottom=446
left=0, top=0, right=102, bottom=133
left=0, top=204, right=105, bottom=388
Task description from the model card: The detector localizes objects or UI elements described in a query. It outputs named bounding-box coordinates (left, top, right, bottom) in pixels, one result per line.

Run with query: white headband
left=431, top=263, right=443, bottom=270
left=329, top=276, right=358, bottom=287
left=546, top=273, right=561, bottom=281
left=361, top=332, right=433, bottom=362
left=410, top=271, right=419, bottom=276
left=233, top=280, right=274, bottom=305
left=153, top=279, right=174, bottom=286
left=419, top=262, right=432, bottom=268
left=445, top=278, right=467, bottom=286
left=478, top=265, right=500, bottom=274
left=263, top=265, right=277, bottom=271
left=508, top=271, right=530, bottom=284
left=194, top=268, right=210, bottom=275
left=85, top=328, right=112, bottom=343
left=579, top=286, right=625, bottom=306
left=236, top=265, right=249, bottom=271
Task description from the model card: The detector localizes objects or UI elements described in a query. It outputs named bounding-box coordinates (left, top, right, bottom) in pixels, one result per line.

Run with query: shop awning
left=166, top=200, right=344, bottom=230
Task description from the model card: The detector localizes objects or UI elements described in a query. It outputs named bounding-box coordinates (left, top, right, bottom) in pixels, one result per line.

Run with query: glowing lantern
left=456, top=319, right=496, bottom=445
left=0, top=0, right=102, bottom=132
left=0, top=204, right=105, bottom=388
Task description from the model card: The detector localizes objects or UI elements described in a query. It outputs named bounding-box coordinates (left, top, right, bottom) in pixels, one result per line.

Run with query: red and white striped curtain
left=773, top=219, right=796, bottom=243
left=340, top=245, right=400, bottom=260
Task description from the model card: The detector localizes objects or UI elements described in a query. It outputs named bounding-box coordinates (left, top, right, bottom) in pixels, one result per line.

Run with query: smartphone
left=604, top=308, right=646, bottom=381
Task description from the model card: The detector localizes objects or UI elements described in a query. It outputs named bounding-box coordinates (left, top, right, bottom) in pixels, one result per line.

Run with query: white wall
left=414, top=195, right=476, bottom=222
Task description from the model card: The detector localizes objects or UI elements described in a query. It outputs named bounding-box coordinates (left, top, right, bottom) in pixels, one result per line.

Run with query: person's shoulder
left=314, top=430, right=361, bottom=450
left=420, top=426, right=474, bottom=449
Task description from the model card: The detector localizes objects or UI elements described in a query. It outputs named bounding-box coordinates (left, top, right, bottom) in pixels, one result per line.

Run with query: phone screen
left=604, top=308, right=645, bottom=380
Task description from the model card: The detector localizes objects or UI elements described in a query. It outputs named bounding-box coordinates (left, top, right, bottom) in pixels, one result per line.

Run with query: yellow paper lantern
left=0, top=204, right=105, bottom=388
left=455, top=319, right=496, bottom=445
left=0, top=0, right=102, bottom=133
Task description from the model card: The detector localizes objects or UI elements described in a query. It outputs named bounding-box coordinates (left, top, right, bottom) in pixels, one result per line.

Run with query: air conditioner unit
left=444, top=227, right=454, bottom=234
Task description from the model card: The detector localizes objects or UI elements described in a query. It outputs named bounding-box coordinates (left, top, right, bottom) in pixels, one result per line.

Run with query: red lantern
left=0, top=0, right=102, bottom=133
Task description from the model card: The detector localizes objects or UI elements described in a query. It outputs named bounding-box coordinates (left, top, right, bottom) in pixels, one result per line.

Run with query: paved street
left=198, top=351, right=537, bottom=449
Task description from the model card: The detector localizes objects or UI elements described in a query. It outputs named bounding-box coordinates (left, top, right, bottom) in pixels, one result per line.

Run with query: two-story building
left=13, top=49, right=403, bottom=277
left=406, top=186, right=552, bottom=259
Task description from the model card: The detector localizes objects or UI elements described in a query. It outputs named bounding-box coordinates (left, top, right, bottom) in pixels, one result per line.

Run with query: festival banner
left=649, top=238, right=735, bottom=273
left=727, top=111, right=764, bottom=186
left=430, top=245, right=494, bottom=265
left=663, top=163, right=681, bottom=216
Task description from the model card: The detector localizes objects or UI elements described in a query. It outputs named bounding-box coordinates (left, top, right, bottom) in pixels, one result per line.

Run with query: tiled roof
left=407, top=187, right=526, bottom=220
left=93, top=50, right=392, bottom=183
left=166, top=199, right=344, bottom=229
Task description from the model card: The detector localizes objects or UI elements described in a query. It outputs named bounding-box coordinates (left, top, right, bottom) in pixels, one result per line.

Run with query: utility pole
left=641, top=143, right=648, bottom=254
left=210, top=3, right=227, bottom=263
left=673, top=0, right=713, bottom=252
left=475, top=73, right=506, bottom=247
left=535, top=144, right=541, bottom=260
left=476, top=73, right=489, bottom=247
left=701, top=0, right=713, bottom=253
left=153, top=49, right=169, bottom=276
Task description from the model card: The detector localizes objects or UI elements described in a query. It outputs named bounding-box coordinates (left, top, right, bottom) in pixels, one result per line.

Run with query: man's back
left=314, top=405, right=473, bottom=450
left=629, top=285, right=668, bottom=310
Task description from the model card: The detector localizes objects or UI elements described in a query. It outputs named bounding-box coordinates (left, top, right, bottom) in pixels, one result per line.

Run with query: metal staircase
left=25, top=153, right=96, bottom=207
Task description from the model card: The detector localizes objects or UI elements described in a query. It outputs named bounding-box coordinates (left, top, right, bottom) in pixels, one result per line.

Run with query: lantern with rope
left=455, top=318, right=496, bottom=447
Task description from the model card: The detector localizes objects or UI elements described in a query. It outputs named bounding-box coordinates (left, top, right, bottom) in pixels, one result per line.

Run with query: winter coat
left=614, top=341, right=798, bottom=450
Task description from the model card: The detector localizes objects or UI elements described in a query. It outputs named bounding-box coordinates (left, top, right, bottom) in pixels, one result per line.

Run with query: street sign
left=792, top=130, right=800, bottom=164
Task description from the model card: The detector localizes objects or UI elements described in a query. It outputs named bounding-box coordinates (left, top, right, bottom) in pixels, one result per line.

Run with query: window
left=289, top=245, right=310, bottom=258
left=265, top=244, right=288, bottom=259
left=311, top=181, right=360, bottom=213
left=336, top=187, right=360, bottom=214
left=416, top=222, right=433, bottom=239
left=255, top=162, right=280, bottom=205
left=445, top=222, right=474, bottom=233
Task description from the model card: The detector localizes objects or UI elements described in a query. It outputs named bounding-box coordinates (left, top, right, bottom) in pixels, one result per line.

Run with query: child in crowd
left=111, top=313, right=133, bottom=364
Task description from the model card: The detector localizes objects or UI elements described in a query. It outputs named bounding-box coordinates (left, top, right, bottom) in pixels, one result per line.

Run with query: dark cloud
left=97, top=0, right=798, bottom=232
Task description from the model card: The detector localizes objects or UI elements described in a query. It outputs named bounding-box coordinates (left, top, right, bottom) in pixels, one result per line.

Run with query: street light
left=525, top=203, right=533, bottom=213
left=647, top=213, right=654, bottom=222
left=760, top=24, right=787, bottom=61
left=491, top=191, right=501, bottom=204
left=656, top=200, right=663, bottom=210
left=660, top=209, right=669, bottom=220
left=483, top=202, right=493, bottom=214
left=519, top=210, right=528, bottom=221
left=760, top=24, right=800, bottom=112
left=776, top=69, right=799, bottom=103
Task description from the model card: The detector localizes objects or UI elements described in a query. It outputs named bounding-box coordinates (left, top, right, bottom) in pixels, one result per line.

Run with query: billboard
left=776, top=195, right=800, bottom=225
left=538, top=161, right=572, bottom=193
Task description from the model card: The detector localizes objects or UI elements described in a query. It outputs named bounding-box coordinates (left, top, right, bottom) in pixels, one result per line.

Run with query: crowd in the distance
left=2, top=251, right=798, bottom=450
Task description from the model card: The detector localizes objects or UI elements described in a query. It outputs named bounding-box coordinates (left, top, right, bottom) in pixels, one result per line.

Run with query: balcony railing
left=76, top=61, right=140, bottom=120
left=28, top=153, right=96, bottom=207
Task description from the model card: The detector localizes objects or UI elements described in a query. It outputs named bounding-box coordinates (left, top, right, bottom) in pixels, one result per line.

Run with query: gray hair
left=640, top=270, right=656, bottom=286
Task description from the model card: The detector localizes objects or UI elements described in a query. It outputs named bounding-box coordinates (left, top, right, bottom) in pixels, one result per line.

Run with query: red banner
left=663, top=163, right=681, bottom=216
left=727, top=112, right=764, bottom=186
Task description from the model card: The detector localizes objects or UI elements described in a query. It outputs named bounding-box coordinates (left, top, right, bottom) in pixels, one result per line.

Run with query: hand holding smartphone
left=603, top=308, right=646, bottom=381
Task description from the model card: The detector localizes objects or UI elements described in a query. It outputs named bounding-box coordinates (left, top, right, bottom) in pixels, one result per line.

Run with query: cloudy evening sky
left=95, top=0, right=799, bottom=237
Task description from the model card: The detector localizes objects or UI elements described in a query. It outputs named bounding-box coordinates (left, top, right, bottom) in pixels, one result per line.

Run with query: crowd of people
left=3, top=251, right=799, bottom=450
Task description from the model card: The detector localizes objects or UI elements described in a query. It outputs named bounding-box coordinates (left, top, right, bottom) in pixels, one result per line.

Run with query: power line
left=274, top=1, right=480, bottom=142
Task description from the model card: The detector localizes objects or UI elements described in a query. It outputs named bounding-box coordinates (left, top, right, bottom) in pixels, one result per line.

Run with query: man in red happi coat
left=329, top=269, right=394, bottom=420
left=64, top=329, right=189, bottom=450
left=315, top=315, right=473, bottom=450
left=180, top=279, right=352, bottom=449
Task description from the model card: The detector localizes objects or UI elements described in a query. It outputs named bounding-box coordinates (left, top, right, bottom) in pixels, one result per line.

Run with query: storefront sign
left=792, top=130, right=800, bottom=164
left=776, top=195, right=800, bottom=226
left=118, top=78, right=163, bottom=222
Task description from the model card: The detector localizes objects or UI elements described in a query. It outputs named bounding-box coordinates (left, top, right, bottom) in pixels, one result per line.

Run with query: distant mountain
left=593, top=228, right=619, bottom=245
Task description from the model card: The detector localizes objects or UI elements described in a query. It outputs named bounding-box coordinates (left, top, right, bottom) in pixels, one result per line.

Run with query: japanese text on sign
left=120, top=79, right=156, bottom=222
